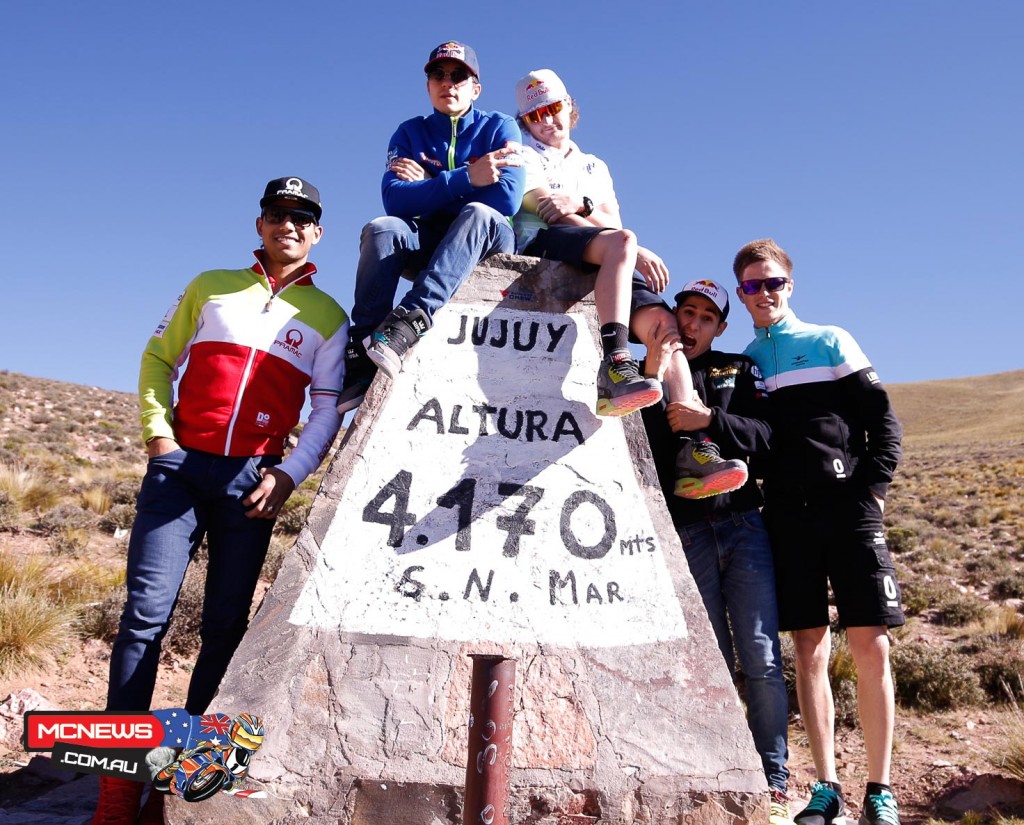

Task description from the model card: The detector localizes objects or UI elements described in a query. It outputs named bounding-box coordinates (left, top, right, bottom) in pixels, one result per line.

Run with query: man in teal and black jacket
left=734, top=237, right=904, bottom=825
left=338, top=41, right=525, bottom=412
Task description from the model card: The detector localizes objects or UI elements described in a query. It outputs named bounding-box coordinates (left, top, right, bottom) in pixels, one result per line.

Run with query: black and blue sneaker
left=337, top=339, right=377, bottom=413
left=366, top=306, right=431, bottom=378
left=858, top=787, right=900, bottom=825
left=794, top=780, right=845, bottom=825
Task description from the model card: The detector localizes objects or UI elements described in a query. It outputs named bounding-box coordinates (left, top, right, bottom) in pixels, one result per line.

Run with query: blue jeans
left=677, top=510, right=790, bottom=793
left=107, top=449, right=278, bottom=714
left=350, top=202, right=515, bottom=341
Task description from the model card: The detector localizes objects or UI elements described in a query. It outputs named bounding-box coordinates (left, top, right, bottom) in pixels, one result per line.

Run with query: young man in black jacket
left=735, top=238, right=904, bottom=825
left=641, top=279, right=791, bottom=824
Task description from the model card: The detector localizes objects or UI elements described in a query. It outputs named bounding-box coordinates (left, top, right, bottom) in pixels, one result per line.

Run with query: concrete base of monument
left=165, top=255, right=770, bottom=824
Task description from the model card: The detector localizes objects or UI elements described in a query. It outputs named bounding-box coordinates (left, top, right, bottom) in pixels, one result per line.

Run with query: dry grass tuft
left=0, top=463, right=62, bottom=512
left=81, top=485, right=112, bottom=515
left=48, top=561, right=125, bottom=605
left=0, top=552, right=52, bottom=591
left=988, top=678, right=1024, bottom=783
left=50, top=525, right=91, bottom=557
left=0, top=584, right=75, bottom=676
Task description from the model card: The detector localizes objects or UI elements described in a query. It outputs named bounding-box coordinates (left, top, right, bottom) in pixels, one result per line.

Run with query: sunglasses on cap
left=522, top=100, right=566, bottom=125
left=739, top=276, right=791, bottom=295
left=261, top=207, right=318, bottom=228
left=426, top=66, right=474, bottom=85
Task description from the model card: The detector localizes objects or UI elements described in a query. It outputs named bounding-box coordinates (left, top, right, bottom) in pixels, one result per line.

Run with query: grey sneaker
left=365, top=306, right=431, bottom=378
left=596, top=349, right=662, bottom=416
left=794, top=781, right=846, bottom=825
left=673, top=438, right=749, bottom=499
left=337, top=339, right=377, bottom=413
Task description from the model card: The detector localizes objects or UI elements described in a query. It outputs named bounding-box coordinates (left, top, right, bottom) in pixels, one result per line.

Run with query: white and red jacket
left=139, top=252, right=348, bottom=485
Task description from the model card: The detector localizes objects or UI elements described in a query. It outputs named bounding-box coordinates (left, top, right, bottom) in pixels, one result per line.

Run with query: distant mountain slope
left=887, top=369, right=1024, bottom=447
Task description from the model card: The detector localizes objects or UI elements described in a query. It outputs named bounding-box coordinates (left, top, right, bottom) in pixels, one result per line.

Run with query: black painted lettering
left=551, top=411, right=584, bottom=444
left=363, top=470, right=417, bottom=547
left=396, top=566, right=425, bottom=600
left=448, top=315, right=468, bottom=345
left=586, top=583, right=603, bottom=604
left=448, top=405, right=469, bottom=435
left=546, top=322, right=569, bottom=353
left=472, top=404, right=496, bottom=436
left=471, top=317, right=489, bottom=346
left=464, top=568, right=494, bottom=602
left=437, top=478, right=475, bottom=553
left=513, top=320, right=539, bottom=351
left=408, top=399, right=444, bottom=434
left=645, top=536, right=656, bottom=552
left=607, top=582, right=623, bottom=602
left=496, top=483, right=544, bottom=557
left=525, top=410, right=548, bottom=442
left=549, top=569, right=578, bottom=605
left=619, top=537, right=636, bottom=556
left=497, top=408, right=524, bottom=438
left=489, top=319, right=508, bottom=348
left=560, top=490, right=616, bottom=559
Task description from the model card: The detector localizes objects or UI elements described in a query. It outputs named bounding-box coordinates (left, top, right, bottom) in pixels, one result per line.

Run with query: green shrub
left=933, top=592, right=988, bottom=627
left=101, top=502, right=136, bottom=532
left=901, top=580, right=943, bottom=616
left=891, top=642, right=984, bottom=710
left=274, top=494, right=311, bottom=536
left=885, top=526, right=917, bottom=554
left=78, top=586, right=126, bottom=643
left=37, top=503, right=95, bottom=534
left=105, top=478, right=139, bottom=505
left=994, top=572, right=1024, bottom=600
left=162, top=553, right=208, bottom=658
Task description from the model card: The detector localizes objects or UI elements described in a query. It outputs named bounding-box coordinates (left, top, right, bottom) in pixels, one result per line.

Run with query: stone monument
left=168, top=255, right=769, bottom=824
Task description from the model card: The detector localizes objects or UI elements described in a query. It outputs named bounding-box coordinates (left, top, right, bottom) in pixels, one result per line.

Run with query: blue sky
left=2, top=1, right=1021, bottom=394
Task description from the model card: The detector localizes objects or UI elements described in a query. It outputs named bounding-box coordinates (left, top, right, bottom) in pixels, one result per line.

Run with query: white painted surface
left=289, top=303, right=687, bottom=647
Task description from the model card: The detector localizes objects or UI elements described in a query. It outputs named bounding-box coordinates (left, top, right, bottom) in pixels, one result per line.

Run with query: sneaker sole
left=336, top=388, right=367, bottom=414
left=366, top=346, right=402, bottom=379
left=674, top=465, right=749, bottom=499
left=596, top=386, right=663, bottom=417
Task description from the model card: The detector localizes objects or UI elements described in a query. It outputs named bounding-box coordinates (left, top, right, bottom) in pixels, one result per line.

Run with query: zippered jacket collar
left=252, top=249, right=317, bottom=292
left=427, top=104, right=478, bottom=133
left=753, top=311, right=798, bottom=339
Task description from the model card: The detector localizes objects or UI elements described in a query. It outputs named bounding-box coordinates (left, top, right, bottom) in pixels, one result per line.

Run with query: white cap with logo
left=514, top=69, right=569, bottom=116
left=674, top=279, right=730, bottom=321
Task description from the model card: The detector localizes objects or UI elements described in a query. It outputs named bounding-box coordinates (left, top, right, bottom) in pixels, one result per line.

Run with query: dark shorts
left=523, top=224, right=607, bottom=272
left=630, top=271, right=670, bottom=313
left=762, top=489, right=905, bottom=631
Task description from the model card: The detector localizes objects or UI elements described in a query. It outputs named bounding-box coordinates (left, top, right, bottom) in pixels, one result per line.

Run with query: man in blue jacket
left=338, top=41, right=525, bottom=411
left=734, top=239, right=904, bottom=825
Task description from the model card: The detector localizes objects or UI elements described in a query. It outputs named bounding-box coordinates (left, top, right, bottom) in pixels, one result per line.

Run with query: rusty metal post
left=463, top=654, right=516, bottom=825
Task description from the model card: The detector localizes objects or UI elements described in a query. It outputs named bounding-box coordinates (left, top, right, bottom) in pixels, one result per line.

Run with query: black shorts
left=523, top=225, right=608, bottom=272
left=763, top=489, right=905, bottom=631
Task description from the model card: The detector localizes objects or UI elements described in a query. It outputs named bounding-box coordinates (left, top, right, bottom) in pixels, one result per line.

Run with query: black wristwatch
left=577, top=196, right=594, bottom=218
